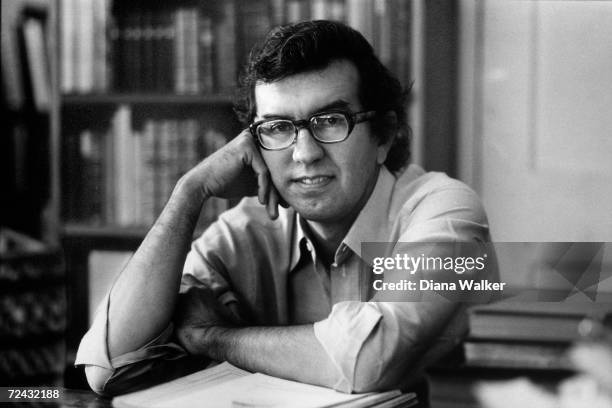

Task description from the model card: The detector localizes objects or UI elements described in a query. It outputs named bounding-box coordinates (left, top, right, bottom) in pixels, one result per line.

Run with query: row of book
left=427, top=300, right=612, bottom=407
left=278, top=0, right=411, bottom=80
left=59, top=0, right=411, bottom=95
left=64, top=106, right=229, bottom=228
left=60, top=0, right=251, bottom=94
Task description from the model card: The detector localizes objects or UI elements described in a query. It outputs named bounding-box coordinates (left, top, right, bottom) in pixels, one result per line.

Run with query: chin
left=292, top=203, right=343, bottom=223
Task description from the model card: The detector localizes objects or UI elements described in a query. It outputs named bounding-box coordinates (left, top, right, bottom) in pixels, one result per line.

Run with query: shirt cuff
left=75, top=293, right=187, bottom=370
left=313, top=301, right=382, bottom=393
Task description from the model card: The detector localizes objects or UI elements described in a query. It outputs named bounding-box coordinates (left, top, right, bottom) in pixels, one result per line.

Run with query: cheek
left=261, top=152, right=288, bottom=185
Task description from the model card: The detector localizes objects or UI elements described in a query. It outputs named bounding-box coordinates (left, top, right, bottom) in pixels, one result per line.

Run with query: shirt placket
left=330, top=244, right=363, bottom=304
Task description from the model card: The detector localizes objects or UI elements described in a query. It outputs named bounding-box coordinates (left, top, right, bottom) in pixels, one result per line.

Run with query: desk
left=52, top=389, right=110, bottom=408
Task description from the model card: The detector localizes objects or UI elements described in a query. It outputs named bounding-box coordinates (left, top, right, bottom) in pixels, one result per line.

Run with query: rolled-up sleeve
left=75, top=292, right=190, bottom=395
left=313, top=300, right=466, bottom=393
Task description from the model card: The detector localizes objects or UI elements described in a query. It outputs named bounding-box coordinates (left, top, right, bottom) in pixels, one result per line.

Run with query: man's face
left=254, top=60, right=390, bottom=227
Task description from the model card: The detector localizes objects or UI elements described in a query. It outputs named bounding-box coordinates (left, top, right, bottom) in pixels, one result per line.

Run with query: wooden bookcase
left=50, top=0, right=414, bottom=387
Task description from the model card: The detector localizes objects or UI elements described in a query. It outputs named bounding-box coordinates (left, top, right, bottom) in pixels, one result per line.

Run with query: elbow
left=351, top=369, right=395, bottom=394
left=349, top=357, right=402, bottom=394
left=84, top=365, right=113, bottom=396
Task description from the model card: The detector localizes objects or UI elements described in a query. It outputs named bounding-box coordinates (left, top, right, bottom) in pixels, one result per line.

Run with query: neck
left=305, top=220, right=350, bottom=266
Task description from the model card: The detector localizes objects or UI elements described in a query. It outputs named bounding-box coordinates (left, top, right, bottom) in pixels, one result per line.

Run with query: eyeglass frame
left=249, top=109, right=378, bottom=151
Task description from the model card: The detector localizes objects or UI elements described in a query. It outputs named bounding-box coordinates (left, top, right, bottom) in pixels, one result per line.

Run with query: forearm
left=184, top=325, right=338, bottom=388
left=107, top=177, right=206, bottom=358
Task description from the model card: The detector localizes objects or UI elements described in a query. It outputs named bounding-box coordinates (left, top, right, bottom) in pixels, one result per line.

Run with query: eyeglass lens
left=258, top=112, right=349, bottom=149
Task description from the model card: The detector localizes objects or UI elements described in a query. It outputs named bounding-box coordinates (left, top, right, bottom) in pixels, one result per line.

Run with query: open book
left=112, top=362, right=417, bottom=408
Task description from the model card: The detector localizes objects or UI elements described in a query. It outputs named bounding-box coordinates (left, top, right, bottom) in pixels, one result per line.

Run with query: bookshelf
left=49, top=0, right=414, bottom=387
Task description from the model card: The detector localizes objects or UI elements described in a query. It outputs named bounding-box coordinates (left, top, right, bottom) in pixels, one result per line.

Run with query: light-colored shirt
left=76, top=165, right=496, bottom=394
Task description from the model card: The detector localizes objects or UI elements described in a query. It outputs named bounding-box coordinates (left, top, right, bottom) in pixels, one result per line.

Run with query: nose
left=291, top=127, right=325, bottom=164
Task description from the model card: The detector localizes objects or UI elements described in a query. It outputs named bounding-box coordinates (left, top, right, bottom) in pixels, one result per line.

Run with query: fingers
left=249, top=149, right=270, bottom=206
left=266, top=187, right=280, bottom=220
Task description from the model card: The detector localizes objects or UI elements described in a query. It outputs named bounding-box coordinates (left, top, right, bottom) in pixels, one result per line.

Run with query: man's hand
left=180, top=129, right=282, bottom=219
left=173, top=286, right=239, bottom=355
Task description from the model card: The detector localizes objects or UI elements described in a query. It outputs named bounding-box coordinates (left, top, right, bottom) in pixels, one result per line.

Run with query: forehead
left=254, top=60, right=361, bottom=118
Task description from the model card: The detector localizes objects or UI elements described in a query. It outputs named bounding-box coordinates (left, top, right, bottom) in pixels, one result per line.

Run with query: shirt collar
left=343, top=166, right=396, bottom=258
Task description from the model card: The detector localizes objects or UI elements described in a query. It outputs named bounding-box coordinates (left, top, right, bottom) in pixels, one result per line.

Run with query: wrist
left=183, top=325, right=233, bottom=360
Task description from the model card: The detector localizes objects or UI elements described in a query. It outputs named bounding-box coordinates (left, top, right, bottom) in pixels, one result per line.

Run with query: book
left=213, top=0, right=237, bottom=92
left=347, top=0, right=375, bottom=46
left=468, top=301, right=612, bottom=342
left=463, top=339, right=572, bottom=370
left=22, top=16, right=51, bottom=111
left=78, top=129, right=105, bottom=224
left=60, top=0, right=76, bottom=93
left=427, top=363, right=573, bottom=408
left=112, top=361, right=415, bottom=408
left=76, top=0, right=94, bottom=93
left=286, top=0, right=311, bottom=23
left=110, top=105, right=134, bottom=226
left=92, top=0, right=110, bottom=92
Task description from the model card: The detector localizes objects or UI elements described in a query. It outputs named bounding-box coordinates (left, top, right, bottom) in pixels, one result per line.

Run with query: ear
left=376, top=111, right=398, bottom=165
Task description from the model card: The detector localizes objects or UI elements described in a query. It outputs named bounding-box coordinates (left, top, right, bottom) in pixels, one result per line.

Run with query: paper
left=112, top=362, right=399, bottom=408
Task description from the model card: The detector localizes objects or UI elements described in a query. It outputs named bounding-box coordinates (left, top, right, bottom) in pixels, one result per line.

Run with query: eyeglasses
left=249, top=110, right=377, bottom=151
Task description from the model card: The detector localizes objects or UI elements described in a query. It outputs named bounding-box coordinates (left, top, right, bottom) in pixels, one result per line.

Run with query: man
left=77, top=20, right=494, bottom=396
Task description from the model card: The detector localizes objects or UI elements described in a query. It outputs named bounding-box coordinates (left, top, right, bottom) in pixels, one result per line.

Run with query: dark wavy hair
left=234, top=20, right=411, bottom=172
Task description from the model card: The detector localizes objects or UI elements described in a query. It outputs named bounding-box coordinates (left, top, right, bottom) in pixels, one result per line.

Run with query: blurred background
left=2, top=0, right=611, bottom=389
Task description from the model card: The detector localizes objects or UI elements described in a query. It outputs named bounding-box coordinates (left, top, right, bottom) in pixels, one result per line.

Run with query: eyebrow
left=259, top=99, right=352, bottom=120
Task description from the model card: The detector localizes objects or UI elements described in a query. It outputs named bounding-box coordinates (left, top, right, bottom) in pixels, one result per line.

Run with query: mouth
left=292, top=175, right=334, bottom=187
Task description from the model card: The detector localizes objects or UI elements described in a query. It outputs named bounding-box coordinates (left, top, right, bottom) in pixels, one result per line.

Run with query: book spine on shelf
left=155, top=120, right=171, bottom=217
left=286, top=0, right=310, bottom=23
left=132, top=129, right=144, bottom=225
left=329, top=0, right=347, bottom=22
left=236, top=0, right=271, bottom=67
left=22, top=17, right=51, bottom=111
left=60, top=0, right=76, bottom=94
left=104, top=125, right=115, bottom=224
left=374, top=0, right=392, bottom=66
left=76, top=0, right=95, bottom=93
left=122, top=12, right=139, bottom=92
left=185, top=119, right=200, bottom=173
left=92, top=0, right=110, bottom=92
left=78, top=129, right=105, bottom=224
left=141, top=9, right=155, bottom=92
left=63, top=131, right=81, bottom=222
left=109, top=10, right=122, bottom=91
left=346, top=0, right=375, bottom=46
left=157, top=10, right=175, bottom=93
left=390, top=0, right=410, bottom=83
left=311, top=0, right=327, bottom=20
left=185, top=8, right=200, bottom=94
left=270, top=0, right=286, bottom=26
left=214, top=0, right=237, bottom=92
left=111, top=105, right=134, bottom=226
left=133, top=12, right=144, bottom=92
left=140, top=120, right=158, bottom=226
left=198, top=14, right=214, bottom=94
left=174, top=9, right=186, bottom=94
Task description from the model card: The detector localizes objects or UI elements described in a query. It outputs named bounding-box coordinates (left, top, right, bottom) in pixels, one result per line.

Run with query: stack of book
left=65, top=105, right=229, bottom=228
left=464, top=301, right=612, bottom=369
left=427, top=301, right=612, bottom=408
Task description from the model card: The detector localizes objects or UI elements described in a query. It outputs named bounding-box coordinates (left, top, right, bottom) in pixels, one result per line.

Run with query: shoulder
left=389, top=165, right=489, bottom=239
